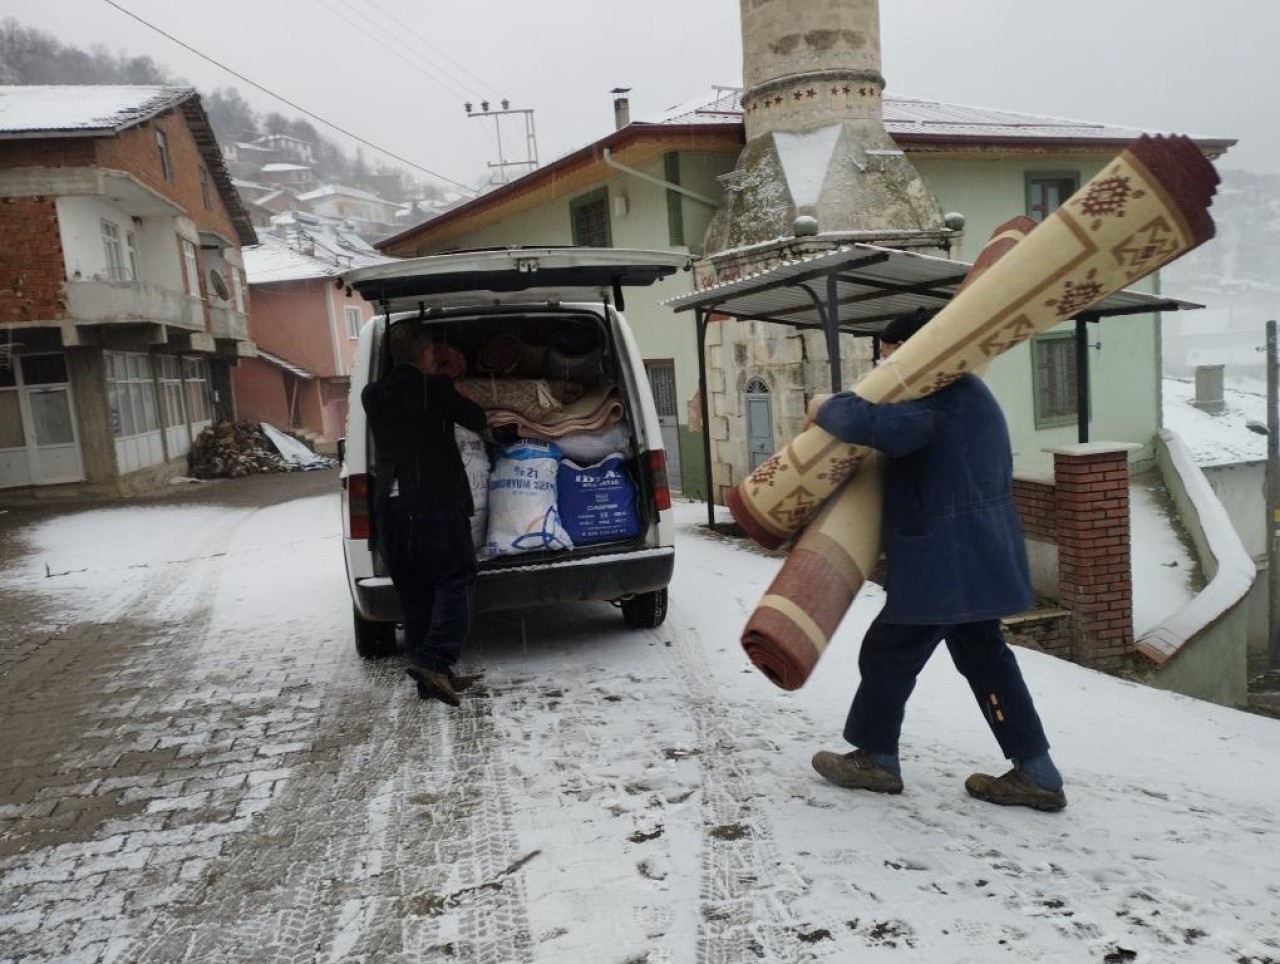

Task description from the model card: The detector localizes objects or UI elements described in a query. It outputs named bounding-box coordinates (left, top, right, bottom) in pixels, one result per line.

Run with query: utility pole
left=464, top=99, right=539, bottom=186
left=1267, top=319, right=1280, bottom=685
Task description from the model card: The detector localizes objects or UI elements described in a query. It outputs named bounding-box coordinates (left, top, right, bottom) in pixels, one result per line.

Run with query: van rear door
left=338, top=248, right=690, bottom=309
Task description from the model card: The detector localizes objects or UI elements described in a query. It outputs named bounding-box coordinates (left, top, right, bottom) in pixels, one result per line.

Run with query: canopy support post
left=697, top=309, right=715, bottom=529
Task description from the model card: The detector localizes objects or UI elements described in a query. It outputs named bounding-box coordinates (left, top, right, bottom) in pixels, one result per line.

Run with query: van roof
left=339, top=247, right=690, bottom=311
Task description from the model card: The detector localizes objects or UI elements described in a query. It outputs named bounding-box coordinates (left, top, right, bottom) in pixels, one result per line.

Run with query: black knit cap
left=880, top=307, right=934, bottom=346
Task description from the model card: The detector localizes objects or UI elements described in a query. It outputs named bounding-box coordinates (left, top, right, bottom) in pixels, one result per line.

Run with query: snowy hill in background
left=1162, top=169, right=1280, bottom=378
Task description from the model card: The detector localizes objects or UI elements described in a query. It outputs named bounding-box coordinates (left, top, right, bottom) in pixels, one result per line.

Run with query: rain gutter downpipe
left=601, top=148, right=720, bottom=209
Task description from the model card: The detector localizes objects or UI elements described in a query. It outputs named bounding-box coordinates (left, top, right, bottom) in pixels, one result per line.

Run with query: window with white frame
left=182, top=356, right=211, bottom=425
left=125, top=230, right=140, bottom=281
left=157, top=355, right=187, bottom=429
left=156, top=128, right=172, bottom=181
left=230, top=266, right=245, bottom=313
left=199, top=167, right=212, bottom=209
left=101, top=219, right=129, bottom=281
left=105, top=351, right=159, bottom=439
left=181, top=240, right=202, bottom=299
left=344, top=306, right=362, bottom=339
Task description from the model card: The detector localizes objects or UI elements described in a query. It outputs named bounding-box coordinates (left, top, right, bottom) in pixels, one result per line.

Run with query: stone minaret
left=703, top=0, right=948, bottom=260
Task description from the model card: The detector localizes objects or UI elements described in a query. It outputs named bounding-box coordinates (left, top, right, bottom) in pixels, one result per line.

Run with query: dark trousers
left=844, top=617, right=1051, bottom=762
left=379, top=500, right=477, bottom=673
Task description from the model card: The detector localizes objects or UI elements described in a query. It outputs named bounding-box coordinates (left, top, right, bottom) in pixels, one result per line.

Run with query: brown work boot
left=406, top=666, right=460, bottom=707
left=811, top=749, right=904, bottom=795
left=965, top=769, right=1067, bottom=812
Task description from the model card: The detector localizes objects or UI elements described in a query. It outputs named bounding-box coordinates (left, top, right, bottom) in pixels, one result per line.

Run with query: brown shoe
left=406, top=666, right=460, bottom=707
left=965, top=769, right=1066, bottom=812
left=811, top=749, right=904, bottom=795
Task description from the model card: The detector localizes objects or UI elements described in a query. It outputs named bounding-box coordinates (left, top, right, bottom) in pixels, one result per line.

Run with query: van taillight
left=348, top=473, right=371, bottom=539
left=646, top=450, right=672, bottom=512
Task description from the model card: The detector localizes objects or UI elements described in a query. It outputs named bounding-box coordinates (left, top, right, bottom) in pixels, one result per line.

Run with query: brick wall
left=95, top=111, right=240, bottom=243
left=1011, top=446, right=1138, bottom=672
left=0, top=196, right=65, bottom=323
left=1053, top=446, right=1136, bottom=670
left=1013, top=478, right=1056, bottom=541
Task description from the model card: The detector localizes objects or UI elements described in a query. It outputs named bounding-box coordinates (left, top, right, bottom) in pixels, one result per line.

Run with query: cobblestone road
left=0, top=471, right=544, bottom=963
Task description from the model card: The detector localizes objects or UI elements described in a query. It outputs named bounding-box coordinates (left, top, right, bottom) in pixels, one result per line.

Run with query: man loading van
left=361, top=322, right=489, bottom=707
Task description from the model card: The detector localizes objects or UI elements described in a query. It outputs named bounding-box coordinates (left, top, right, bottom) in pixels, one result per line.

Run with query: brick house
left=234, top=231, right=387, bottom=452
left=0, top=85, right=257, bottom=495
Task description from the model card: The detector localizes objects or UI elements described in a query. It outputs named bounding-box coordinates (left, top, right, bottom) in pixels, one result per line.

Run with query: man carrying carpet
left=807, top=308, right=1066, bottom=812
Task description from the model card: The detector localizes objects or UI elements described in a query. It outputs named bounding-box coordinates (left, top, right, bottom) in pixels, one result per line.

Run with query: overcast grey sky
left=3, top=0, right=1272, bottom=187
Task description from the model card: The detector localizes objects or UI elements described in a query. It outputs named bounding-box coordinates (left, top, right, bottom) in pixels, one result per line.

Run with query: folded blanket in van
left=727, top=134, right=1220, bottom=552
left=456, top=378, right=584, bottom=418
left=476, top=384, right=624, bottom=440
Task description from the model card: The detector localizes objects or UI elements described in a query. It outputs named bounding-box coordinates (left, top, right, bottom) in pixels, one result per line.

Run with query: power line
left=315, top=0, right=472, bottom=103
left=100, top=0, right=475, bottom=192
left=360, top=0, right=503, bottom=99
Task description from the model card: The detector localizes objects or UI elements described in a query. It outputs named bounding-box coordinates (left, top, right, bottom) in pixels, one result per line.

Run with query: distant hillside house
left=259, top=162, right=316, bottom=192
left=298, top=184, right=401, bottom=241
left=0, top=85, right=257, bottom=495
left=376, top=88, right=1234, bottom=495
left=256, top=133, right=314, bottom=165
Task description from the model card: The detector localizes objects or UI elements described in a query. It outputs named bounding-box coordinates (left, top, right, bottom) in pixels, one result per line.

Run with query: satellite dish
left=209, top=269, right=230, bottom=301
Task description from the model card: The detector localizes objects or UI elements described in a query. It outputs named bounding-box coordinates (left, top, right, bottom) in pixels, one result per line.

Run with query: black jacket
left=361, top=364, right=488, bottom=514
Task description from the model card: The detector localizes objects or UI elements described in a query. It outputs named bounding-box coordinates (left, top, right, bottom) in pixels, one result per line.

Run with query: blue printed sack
left=556, top=453, right=640, bottom=546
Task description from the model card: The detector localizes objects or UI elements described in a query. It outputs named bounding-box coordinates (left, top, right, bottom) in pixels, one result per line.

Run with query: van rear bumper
left=353, top=547, right=674, bottom=620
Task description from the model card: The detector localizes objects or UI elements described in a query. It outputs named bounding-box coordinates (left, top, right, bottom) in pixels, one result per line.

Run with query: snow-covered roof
left=0, top=85, right=192, bottom=136
left=243, top=232, right=388, bottom=285
left=299, top=184, right=390, bottom=205
left=651, top=87, right=1233, bottom=149
left=1162, top=376, right=1267, bottom=467
left=260, top=163, right=311, bottom=173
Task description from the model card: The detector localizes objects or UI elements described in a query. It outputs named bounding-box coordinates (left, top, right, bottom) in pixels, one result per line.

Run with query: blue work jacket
left=814, top=374, right=1033, bottom=624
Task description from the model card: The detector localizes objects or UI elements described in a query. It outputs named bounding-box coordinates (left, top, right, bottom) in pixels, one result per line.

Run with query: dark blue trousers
left=844, top=617, right=1051, bottom=762
left=379, top=500, right=476, bottom=673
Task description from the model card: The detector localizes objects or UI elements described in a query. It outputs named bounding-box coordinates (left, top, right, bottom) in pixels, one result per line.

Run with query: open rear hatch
left=342, top=248, right=686, bottom=581
left=339, top=247, right=690, bottom=312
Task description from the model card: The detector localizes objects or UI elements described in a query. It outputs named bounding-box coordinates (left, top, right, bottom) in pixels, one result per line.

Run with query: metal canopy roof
left=663, top=243, right=1202, bottom=334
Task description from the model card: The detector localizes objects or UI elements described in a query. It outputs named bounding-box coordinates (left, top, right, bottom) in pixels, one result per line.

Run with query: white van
left=337, top=247, right=688, bottom=658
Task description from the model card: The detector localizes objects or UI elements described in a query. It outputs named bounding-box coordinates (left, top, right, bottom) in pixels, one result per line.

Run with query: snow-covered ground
left=3, top=495, right=1279, bottom=962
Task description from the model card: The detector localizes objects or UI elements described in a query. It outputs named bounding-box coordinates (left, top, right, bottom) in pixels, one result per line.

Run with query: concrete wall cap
left=1043, top=442, right=1143, bottom=458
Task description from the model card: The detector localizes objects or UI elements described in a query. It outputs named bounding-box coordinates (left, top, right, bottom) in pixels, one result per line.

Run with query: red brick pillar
left=1048, top=443, right=1141, bottom=670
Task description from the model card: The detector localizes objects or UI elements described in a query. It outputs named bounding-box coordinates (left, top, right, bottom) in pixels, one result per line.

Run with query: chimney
left=703, top=0, right=950, bottom=261
left=611, top=87, right=632, bottom=130
left=1192, top=364, right=1226, bottom=414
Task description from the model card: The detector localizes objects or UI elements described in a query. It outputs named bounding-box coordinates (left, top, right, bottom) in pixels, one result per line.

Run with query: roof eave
left=891, top=132, right=1238, bottom=158
left=376, top=122, right=743, bottom=254
left=179, top=96, right=259, bottom=248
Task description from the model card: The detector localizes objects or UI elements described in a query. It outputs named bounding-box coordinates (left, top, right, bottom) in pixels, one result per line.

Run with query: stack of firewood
left=188, top=421, right=288, bottom=479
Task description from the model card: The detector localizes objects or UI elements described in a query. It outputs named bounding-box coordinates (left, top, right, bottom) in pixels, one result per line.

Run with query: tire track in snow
left=129, top=662, right=536, bottom=964
left=658, top=595, right=814, bottom=963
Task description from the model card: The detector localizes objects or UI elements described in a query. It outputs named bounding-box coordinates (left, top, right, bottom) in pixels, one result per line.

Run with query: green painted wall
left=913, top=155, right=1163, bottom=476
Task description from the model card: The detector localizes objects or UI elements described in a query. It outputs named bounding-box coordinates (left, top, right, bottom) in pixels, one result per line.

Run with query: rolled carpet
left=742, top=452, right=885, bottom=690
left=737, top=217, right=1034, bottom=688
left=728, top=134, right=1220, bottom=550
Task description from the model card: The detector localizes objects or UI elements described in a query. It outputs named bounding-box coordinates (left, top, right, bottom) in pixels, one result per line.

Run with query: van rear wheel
left=354, top=607, right=397, bottom=659
left=621, top=588, right=668, bottom=629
